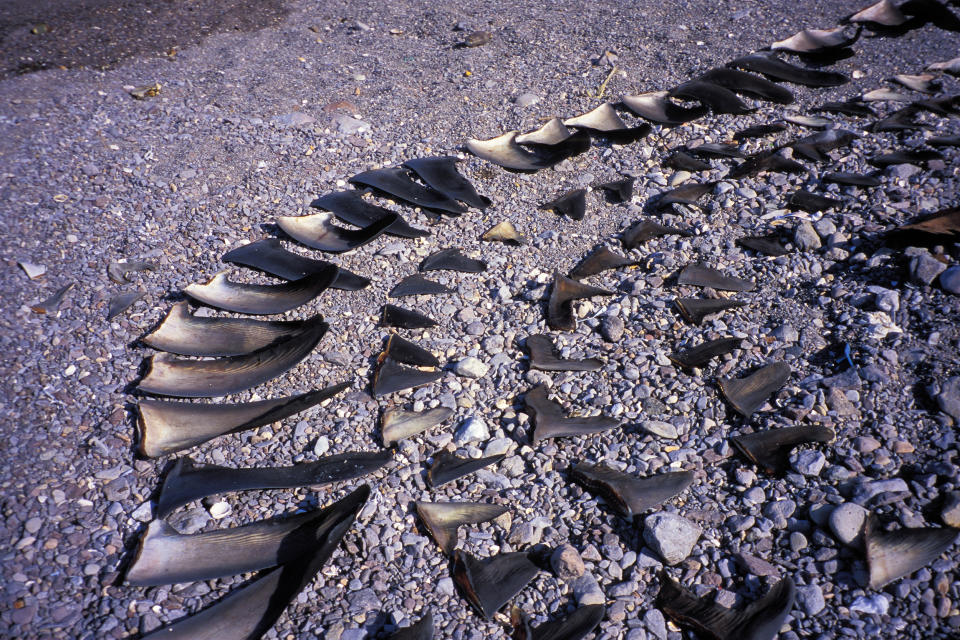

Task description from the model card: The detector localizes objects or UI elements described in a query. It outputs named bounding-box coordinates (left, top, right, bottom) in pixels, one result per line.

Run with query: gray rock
left=826, top=387, right=859, bottom=417
left=24, top=517, right=42, bottom=534
left=870, top=286, right=900, bottom=315
left=572, top=572, right=605, bottom=606
left=453, top=416, right=489, bottom=445
left=341, top=630, right=366, bottom=640
left=762, top=499, right=796, bottom=527
left=601, top=315, right=625, bottom=342
left=131, top=501, right=153, bottom=522
left=272, top=112, right=315, bottom=127
left=773, top=324, right=799, bottom=342
left=854, top=478, right=909, bottom=503
left=642, top=512, right=701, bottom=565
left=940, top=266, right=960, bottom=295
left=888, top=163, right=921, bottom=179
left=437, top=576, right=455, bottom=596
left=910, top=253, right=947, bottom=286
left=551, top=544, right=585, bottom=580
left=641, top=420, right=678, bottom=439
left=796, top=584, right=826, bottom=615
left=515, top=92, right=540, bottom=107
left=794, top=221, right=821, bottom=251
left=644, top=608, right=667, bottom=640
left=347, top=587, right=382, bottom=612
left=508, top=522, right=542, bottom=546
left=332, top=114, right=371, bottom=134
left=792, top=450, right=826, bottom=476
left=822, top=368, right=861, bottom=391
left=941, top=491, right=960, bottom=527
left=829, top=502, right=868, bottom=546
left=453, top=356, right=489, bottom=378
left=314, top=435, right=330, bottom=456
left=936, top=377, right=960, bottom=422
left=850, top=594, right=889, bottom=615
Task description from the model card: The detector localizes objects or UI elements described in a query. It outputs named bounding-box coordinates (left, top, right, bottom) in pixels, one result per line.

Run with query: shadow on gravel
left=0, top=0, right=288, bottom=80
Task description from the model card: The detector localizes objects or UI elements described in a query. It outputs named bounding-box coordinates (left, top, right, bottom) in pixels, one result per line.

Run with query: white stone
left=453, top=357, right=489, bottom=378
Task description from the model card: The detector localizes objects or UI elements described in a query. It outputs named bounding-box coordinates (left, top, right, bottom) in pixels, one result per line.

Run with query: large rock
left=453, top=416, right=489, bottom=445
left=572, top=571, right=605, bottom=606
left=940, top=266, right=960, bottom=295
left=794, top=221, right=821, bottom=251
left=551, top=544, right=585, bottom=580
left=909, top=252, right=947, bottom=286
left=642, top=512, right=701, bottom=565
left=453, top=357, right=489, bottom=378
left=936, top=376, right=960, bottom=423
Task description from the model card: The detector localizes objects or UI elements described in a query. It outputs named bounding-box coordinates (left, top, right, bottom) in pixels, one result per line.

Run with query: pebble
left=641, top=420, right=678, bottom=439
left=208, top=501, right=231, bottom=519
left=332, top=114, right=371, bottom=134
left=642, top=512, right=701, bottom=565
left=910, top=253, right=947, bottom=286
left=572, top=572, right=606, bottom=606
left=601, top=315, right=625, bottom=342
left=515, top=92, right=540, bottom=107
left=314, top=435, right=330, bottom=456
left=850, top=593, right=890, bottom=616
left=272, top=112, right=315, bottom=127
left=774, top=323, right=799, bottom=342
left=24, top=517, right=42, bottom=534
left=794, top=221, right=821, bottom=251
left=940, top=266, right=960, bottom=295
left=551, top=543, right=585, bottom=580
left=829, top=502, right=868, bottom=546
left=644, top=609, right=667, bottom=640
left=797, top=584, right=826, bottom=615
left=437, top=577, right=455, bottom=596
left=453, top=416, right=489, bottom=445
left=936, top=377, right=960, bottom=423
left=131, top=501, right=153, bottom=522
left=735, top=552, right=780, bottom=577
left=792, top=450, right=826, bottom=476
left=453, top=357, right=489, bottom=378
left=941, top=492, right=960, bottom=528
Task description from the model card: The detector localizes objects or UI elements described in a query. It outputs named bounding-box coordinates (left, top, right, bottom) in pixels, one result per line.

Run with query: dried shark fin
left=669, top=80, right=755, bottom=115
left=665, top=151, right=712, bottom=171
left=736, top=234, right=788, bottom=256
left=861, top=87, right=913, bottom=102
left=926, top=56, right=960, bottom=76
left=388, top=612, right=435, bottom=640
left=453, top=551, right=539, bottom=620
left=622, top=220, right=691, bottom=249
left=891, top=73, right=941, bottom=93
left=31, top=283, right=74, bottom=314
left=677, top=264, right=755, bottom=292
left=381, top=304, right=438, bottom=329
left=526, top=334, right=603, bottom=372
left=784, top=114, right=833, bottom=129
left=886, top=207, right=960, bottom=246
left=372, top=356, right=443, bottom=397
left=770, top=25, right=861, bottom=53
left=417, top=501, right=509, bottom=555
left=139, top=485, right=369, bottom=640
left=382, top=406, right=453, bottom=446
left=675, top=297, right=746, bottom=325
left=570, top=463, right=695, bottom=519
left=510, top=604, right=605, bottom=640
left=515, top=118, right=573, bottom=145
left=310, top=191, right=430, bottom=239
left=814, top=100, right=876, bottom=117
left=183, top=268, right=338, bottom=315
left=389, top=274, right=455, bottom=298
left=525, top=384, right=619, bottom=444
left=869, top=149, right=945, bottom=167
left=403, top=156, right=490, bottom=209
left=621, top=91, right=709, bottom=125
left=822, top=171, right=882, bottom=187
left=420, top=248, right=487, bottom=273
left=569, top=246, right=636, bottom=279
left=143, top=302, right=316, bottom=357
left=540, top=188, right=587, bottom=221
left=138, top=318, right=328, bottom=398
left=277, top=211, right=397, bottom=253
left=482, top=221, right=525, bottom=244
left=688, top=143, right=745, bottom=159
left=383, top=333, right=440, bottom=368
left=222, top=238, right=370, bottom=290
left=657, top=570, right=796, bottom=640
left=127, top=506, right=346, bottom=585
left=734, top=123, right=788, bottom=141
left=466, top=130, right=591, bottom=171
left=596, top=177, right=635, bottom=203
left=731, top=425, right=835, bottom=473
left=729, top=53, right=850, bottom=87
left=928, top=135, right=960, bottom=147
left=547, top=273, right=614, bottom=331
left=865, top=517, right=959, bottom=588
left=719, top=361, right=791, bottom=417
left=563, top=103, right=651, bottom=143
left=697, top=68, right=795, bottom=104
left=108, top=290, right=145, bottom=319
left=137, top=382, right=350, bottom=458
left=846, top=0, right=909, bottom=26
left=349, top=167, right=468, bottom=215
left=788, top=128, right=859, bottom=162
left=728, top=151, right=807, bottom=179
left=787, top=190, right=842, bottom=212
left=155, top=450, right=388, bottom=517
left=428, top=451, right=506, bottom=488
left=669, top=337, right=742, bottom=369
left=657, top=182, right=717, bottom=209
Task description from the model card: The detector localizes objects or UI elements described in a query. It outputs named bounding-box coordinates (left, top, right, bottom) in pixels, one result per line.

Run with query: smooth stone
left=515, top=93, right=540, bottom=107
left=794, top=221, right=821, bottom=251
left=940, top=266, right=960, bottom=295
left=641, top=420, right=678, bottom=439
left=454, top=416, right=490, bottom=445
left=797, top=584, right=826, bottom=615
left=829, top=502, right=868, bottom=546
left=642, top=512, right=701, bottom=565
left=272, top=112, right=316, bottom=127
left=572, top=571, right=606, bottom=606
left=551, top=543, right=586, bottom=580
left=941, top=492, right=960, bottom=528
left=792, top=450, right=826, bottom=476
left=453, top=357, right=489, bottom=378
left=601, top=315, right=625, bottom=342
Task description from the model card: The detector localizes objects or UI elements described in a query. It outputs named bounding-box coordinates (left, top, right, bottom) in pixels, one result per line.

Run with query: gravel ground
left=1, top=0, right=959, bottom=639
